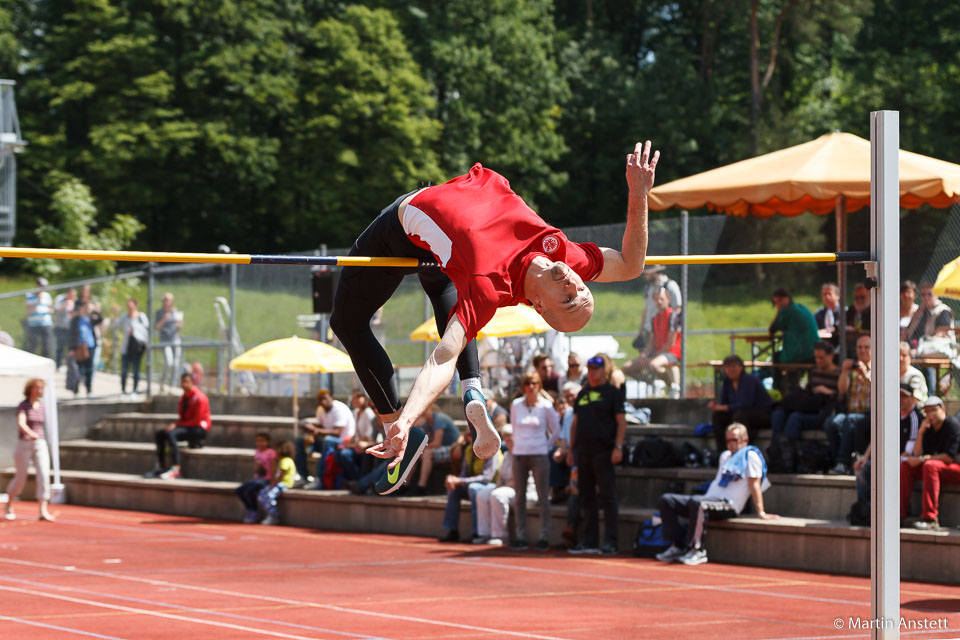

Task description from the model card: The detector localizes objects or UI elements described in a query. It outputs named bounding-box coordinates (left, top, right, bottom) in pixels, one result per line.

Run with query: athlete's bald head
left=528, top=260, right=594, bottom=332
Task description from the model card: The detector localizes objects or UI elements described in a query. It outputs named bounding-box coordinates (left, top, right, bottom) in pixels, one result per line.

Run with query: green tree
left=26, top=173, right=143, bottom=279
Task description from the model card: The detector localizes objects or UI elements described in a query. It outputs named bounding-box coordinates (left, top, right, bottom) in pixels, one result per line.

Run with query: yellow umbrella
left=230, top=336, right=354, bottom=435
left=410, top=304, right=551, bottom=341
left=933, top=257, right=960, bottom=300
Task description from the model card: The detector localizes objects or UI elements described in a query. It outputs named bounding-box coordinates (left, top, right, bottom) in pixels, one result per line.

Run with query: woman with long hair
left=509, top=371, right=560, bottom=550
left=4, top=379, right=55, bottom=521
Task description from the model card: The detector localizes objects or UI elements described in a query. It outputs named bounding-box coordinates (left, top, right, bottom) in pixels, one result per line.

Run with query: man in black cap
left=899, top=395, right=960, bottom=530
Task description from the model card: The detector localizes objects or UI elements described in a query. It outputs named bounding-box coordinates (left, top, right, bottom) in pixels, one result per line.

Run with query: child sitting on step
left=258, top=441, right=296, bottom=526
left=237, top=432, right=276, bottom=523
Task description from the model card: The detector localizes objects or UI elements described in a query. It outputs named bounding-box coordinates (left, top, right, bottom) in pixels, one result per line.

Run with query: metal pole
left=228, top=263, right=237, bottom=396
left=870, top=110, right=900, bottom=640
left=680, top=210, right=688, bottom=398
left=836, top=197, right=849, bottom=362
left=320, top=243, right=331, bottom=393
left=146, top=263, right=154, bottom=400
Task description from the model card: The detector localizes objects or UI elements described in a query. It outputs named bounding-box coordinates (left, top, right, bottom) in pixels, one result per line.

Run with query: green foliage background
left=3, top=0, right=958, bottom=265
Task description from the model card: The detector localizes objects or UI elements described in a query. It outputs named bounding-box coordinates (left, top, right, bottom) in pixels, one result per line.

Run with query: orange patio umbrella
left=648, top=131, right=960, bottom=217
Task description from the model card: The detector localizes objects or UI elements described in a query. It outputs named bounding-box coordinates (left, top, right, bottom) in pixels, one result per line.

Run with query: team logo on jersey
left=542, top=235, right=559, bottom=254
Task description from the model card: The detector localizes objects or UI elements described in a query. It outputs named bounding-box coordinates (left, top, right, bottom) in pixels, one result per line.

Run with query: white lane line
left=444, top=558, right=869, bottom=607
left=0, top=557, right=570, bottom=640
left=0, top=575, right=387, bottom=640
left=53, top=519, right=226, bottom=540
left=0, top=584, right=323, bottom=640
left=0, top=614, right=130, bottom=640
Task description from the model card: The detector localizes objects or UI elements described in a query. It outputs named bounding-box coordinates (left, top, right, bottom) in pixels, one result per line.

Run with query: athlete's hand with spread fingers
left=625, top=140, right=660, bottom=195
left=366, top=422, right=409, bottom=469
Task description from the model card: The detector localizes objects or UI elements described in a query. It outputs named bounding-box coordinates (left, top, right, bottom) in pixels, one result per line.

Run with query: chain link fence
left=2, top=204, right=958, bottom=400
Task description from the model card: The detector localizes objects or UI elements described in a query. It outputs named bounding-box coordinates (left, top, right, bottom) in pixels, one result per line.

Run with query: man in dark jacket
left=707, top=355, right=772, bottom=455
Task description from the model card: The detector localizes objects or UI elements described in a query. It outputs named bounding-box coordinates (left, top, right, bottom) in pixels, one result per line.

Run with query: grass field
left=0, top=272, right=820, bottom=388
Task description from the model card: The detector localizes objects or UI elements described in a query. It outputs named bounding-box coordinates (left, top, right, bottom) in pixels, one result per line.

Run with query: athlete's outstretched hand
left=366, top=422, right=408, bottom=469
left=626, top=140, right=659, bottom=195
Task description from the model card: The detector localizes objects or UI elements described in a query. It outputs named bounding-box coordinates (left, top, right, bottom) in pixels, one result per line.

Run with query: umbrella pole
left=836, top=197, right=849, bottom=362
left=292, top=374, right=299, bottom=440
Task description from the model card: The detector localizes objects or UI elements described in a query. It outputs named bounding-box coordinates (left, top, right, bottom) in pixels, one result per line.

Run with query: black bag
left=766, top=434, right=797, bottom=473
left=795, top=441, right=832, bottom=474
left=631, top=437, right=678, bottom=468
left=700, top=447, right=719, bottom=469
left=847, top=500, right=870, bottom=526
left=781, top=389, right=825, bottom=414
left=680, top=441, right=703, bottom=468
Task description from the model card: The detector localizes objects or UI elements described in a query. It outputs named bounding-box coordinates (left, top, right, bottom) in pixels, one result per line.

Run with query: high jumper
left=329, top=140, right=660, bottom=494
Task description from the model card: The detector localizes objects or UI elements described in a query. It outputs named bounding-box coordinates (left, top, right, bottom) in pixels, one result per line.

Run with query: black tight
left=330, top=192, right=480, bottom=416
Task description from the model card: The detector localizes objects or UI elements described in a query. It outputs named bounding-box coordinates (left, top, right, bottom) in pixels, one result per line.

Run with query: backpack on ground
left=847, top=499, right=870, bottom=526
left=766, top=434, right=797, bottom=473
left=631, top=437, right=678, bottom=468
left=632, top=513, right=683, bottom=558
left=795, top=441, right=832, bottom=474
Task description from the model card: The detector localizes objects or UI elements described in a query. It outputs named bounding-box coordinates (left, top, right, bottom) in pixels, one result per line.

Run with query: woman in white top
left=115, top=297, right=150, bottom=396
left=509, top=371, right=560, bottom=550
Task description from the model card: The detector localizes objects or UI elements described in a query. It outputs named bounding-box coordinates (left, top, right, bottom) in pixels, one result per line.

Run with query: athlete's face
left=535, top=261, right=594, bottom=332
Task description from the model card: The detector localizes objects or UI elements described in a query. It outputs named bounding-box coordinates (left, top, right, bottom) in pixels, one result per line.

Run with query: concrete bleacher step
left=4, top=468, right=957, bottom=582
left=59, top=439, right=255, bottom=483
left=90, top=413, right=298, bottom=448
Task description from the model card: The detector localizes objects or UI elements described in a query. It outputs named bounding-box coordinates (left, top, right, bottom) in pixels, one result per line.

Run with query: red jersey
left=405, top=163, right=603, bottom=340
left=652, top=307, right=682, bottom=359
left=177, top=386, right=211, bottom=431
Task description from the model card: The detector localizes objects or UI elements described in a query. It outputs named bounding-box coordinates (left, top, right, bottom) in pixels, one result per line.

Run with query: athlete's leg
left=331, top=192, right=422, bottom=418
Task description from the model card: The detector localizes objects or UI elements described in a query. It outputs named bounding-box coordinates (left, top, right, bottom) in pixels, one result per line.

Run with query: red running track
left=1, top=504, right=959, bottom=639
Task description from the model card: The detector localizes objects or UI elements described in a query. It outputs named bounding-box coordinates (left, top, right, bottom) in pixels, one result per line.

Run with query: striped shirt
left=25, top=291, right=53, bottom=327
left=16, top=400, right=45, bottom=440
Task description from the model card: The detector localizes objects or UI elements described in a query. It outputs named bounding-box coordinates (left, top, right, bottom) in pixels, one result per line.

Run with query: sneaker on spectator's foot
left=143, top=467, right=164, bottom=479
left=655, top=544, right=687, bottom=562
left=827, top=462, right=851, bottom=475
left=471, top=536, right=489, bottom=545
left=306, top=481, right=324, bottom=490
left=567, top=543, right=601, bottom=555
left=913, top=519, right=942, bottom=531
left=261, top=516, right=279, bottom=526
left=509, top=540, right=528, bottom=551
left=486, top=538, right=505, bottom=546
left=159, top=467, right=181, bottom=480
left=375, top=427, right=428, bottom=495
left=678, top=547, right=708, bottom=566
left=437, top=530, right=460, bottom=543
left=534, top=539, right=550, bottom=552
left=463, top=389, right=501, bottom=459
left=600, top=544, right=618, bottom=556
left=243, top=510, right=259, bottom=524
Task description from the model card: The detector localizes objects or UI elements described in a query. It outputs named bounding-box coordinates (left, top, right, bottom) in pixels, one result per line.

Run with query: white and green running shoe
left=463, top=389, right=501, bottom=459
left=375, top=426, right=428, bottom=495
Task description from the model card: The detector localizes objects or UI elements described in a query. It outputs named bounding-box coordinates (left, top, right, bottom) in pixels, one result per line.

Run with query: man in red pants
left=900, top=395, right=960, bottom=530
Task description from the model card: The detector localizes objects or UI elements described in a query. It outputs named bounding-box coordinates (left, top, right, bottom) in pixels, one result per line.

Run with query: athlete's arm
left=595, top=140, right=659, bottom=283
left=402, top=318, right=469, bottom=426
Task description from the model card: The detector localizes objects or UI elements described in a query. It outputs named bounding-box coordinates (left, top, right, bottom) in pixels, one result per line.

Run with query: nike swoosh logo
left=387, top=464, right=400, bottom=483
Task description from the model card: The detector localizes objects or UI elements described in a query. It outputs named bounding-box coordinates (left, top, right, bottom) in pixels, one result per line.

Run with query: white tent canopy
left=0, top=344, right=61, bottom=487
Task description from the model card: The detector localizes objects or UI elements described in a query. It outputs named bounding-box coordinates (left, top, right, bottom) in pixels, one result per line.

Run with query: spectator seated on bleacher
left=623, top=287, right=681, bottom=398
left=145, top=372, right=210, bottom=480
left=850, top=383, right=924, bottom=525
left=436, top=429, right=503, bottom=543
left=771, top=341, right=840, bottom=443
left=236, top=432, right=277, bottom=523
left=407, top=403, right=462, bottom=497
left=900, top=395, right=960, bottom=531
left=297, top=389, right=356, bottom=489
left=814, top=283, right=842, bottom=337
left=899, top=342, right=928, bottom=403
left=841, top=283, right=872, bottom=354
left=707, top=355, right=772, bottom=456
left=769, top=288, right=819, bottom=392
left=899, top=280, right=920, bottom=339
left=334, top=390, right=382, bottom=483
left=825, top=335, right=871, bottom=475
left=656, top=423, right=779, bottom=566
left=906, top=282, right=956, bottom=393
